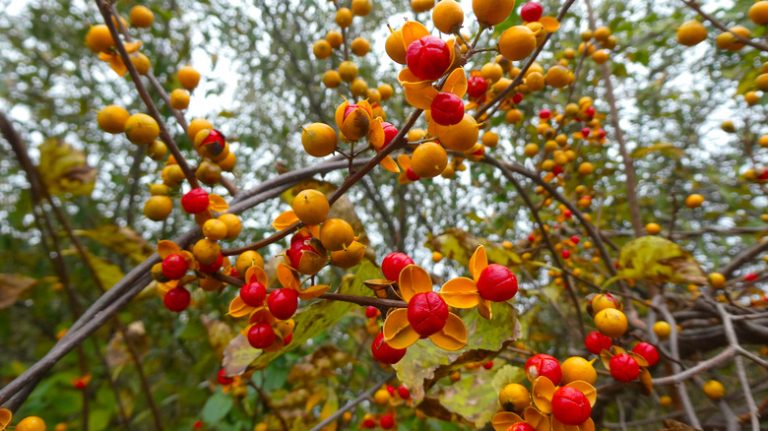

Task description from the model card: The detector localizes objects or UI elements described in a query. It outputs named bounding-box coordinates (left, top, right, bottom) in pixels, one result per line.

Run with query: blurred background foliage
left=1, top=0, right=767, bottom=429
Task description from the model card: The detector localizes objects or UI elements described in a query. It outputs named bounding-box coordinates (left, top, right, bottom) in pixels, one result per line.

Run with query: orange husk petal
left=580, top=418, right=595, bottom=431
left=0, top=407, right=12, bottom=428
left=358, top=100, right=374, bottom=117
left=524, top=407, right=551, bottom=431
left=532, top=376, right=556, bottom=413
left=277, top=263, right=300, bottom=290
left=439, top=277, right=480, bottom=308
left=429, top=312, right=467, bottom=351
left=447, top=38, right=457, bottom=69
left=272, top=210, right=300, bottom=230
left=382, top=308, right=420, bottom=349
left=157, top=239, right=181, bottom=259
left=469, top=245, right=488, bottom=281
left=298, top=284, right=330, bottom=300
left=639, top=368, right=654, bottom=395
left=399, top=69, right=438, bottom=109
left=565, top=381, right=598, bottom=406
left=228, top=295, right=254, bottom=318
left=398, top=264, right=433, bottom=301
left=124, top=41, right=142, bottom=53
left=628, top=351, right=649, bottom=367
left=245, top=266, right=268, bottom=286
left=248, top=306, right=273, bottom=324
left=369, top=117, right=385, bottom=149
left=99, top=53, right=128, bottom=76
left=491, top=412, right=524, bottom=431
left=380, top=156, right=400, bottom=173
left=308, top=224, right=320, bottom=238
left=442, top=67, right=468, bottom=98
left=401, top=21, right=430, bottom=49
left=478, top=298, right=493, bottom=319
left=335, top=100, right=349, bottom=130
left=540, top=16, right=561, bottom=33
left=208, top=194, right=229, bottom=212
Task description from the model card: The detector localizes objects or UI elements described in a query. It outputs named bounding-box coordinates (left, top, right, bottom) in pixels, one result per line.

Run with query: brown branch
left=681, top=0, right=768, bottom=52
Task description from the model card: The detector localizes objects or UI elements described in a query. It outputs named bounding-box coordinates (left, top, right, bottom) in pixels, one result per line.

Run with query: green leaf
left=201, top=391, right=233, bottom=424
left=393, top=303, right=519, bottom=402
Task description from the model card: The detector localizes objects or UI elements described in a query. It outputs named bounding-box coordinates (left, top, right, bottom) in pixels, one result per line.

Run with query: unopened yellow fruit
left=335, top=8, right=353, bottom=27
left=591, top=293, right=619, bottom=313
left=685, top=193, right=704, bottom=208
left=350, top=78, right=368, bottom=96
left=591, top=49, right=609, bottom=64
left=330, top=241, right=366, bottom=268
left=561, top=356, right=597, bottom=385
left=97, top=105, right=130, bottom=134
left=676, top=20, right=707, bottom=46
left=351, top=37, right=370, bottom=56
left=130, top=52, right=151, bottom=74
left=386, top=29, right=407, bottom=64
left=338, top=61, right=358, bottom=82
left=481, top=131, right=499, bottom=148
left=432, top=0, right=464, bottom=34
left=218, top=214, right=242, bottom=239
left=645, top=222, right=661, bottom=235
left=437, top=115, right=479, bottom=152
left=593, top=26, right=611, bottom=41
left=322, top=70, right=342, bottom=88
left=313, top=40, right=333, bottom=59
left=745, top=91, right=760, bottom=106
left=749, top=1, right=768, bottom=25
left=506, top=109, right=524, bottom=123
left=374, top=388, right=391, bottom=404
left=412, top=0, right=435, bottom=13
left=320, top=218, right=355, bottom=251
left=203, top=218, right=228, bottom=241
left=193, top=239, right=221, bottom=265
left=524, top=143, right=539, bottom=156
left=351, top=0, right=372, bottom=16
left=499, top=383, right=530, bottom=411
left=169, top=89, right=190, bottom=110
left=143, top=195, right=172, bottom=221
left=716, top=26, right=750, bottom=51
left=326, top=30, right=343, bottom=48
left=578, top=162, right=594, bottom=175
left=653, top=321, right=671, bottom=339
left=703, top=380, right=725, bottom=400
left=756, top=73, right=768, bottom=91
left=16, top=416, right=46, bottom=431
left=594, top=308, right=628, bottom=338
left=378, top=84, right=394, bottom=100
left=124, top=113, right=160, bottom=145
left=708, top=272, right=726, bottom=288
left=545, top=65, right=572, bottom=88
left=187, top=118, right=213, bottom=140
left=85, top=24, right=114, bottom=52
left=499, top=26, right=536, bottom=61
left=301, top=123, right=337, bottom=157
left=659, top=395, right=672, bottom=407
left=236, top=250, right=264, bottom=275
left=480, top=62, right=503, bottom=82
left=292, top=189, right=330, bottom=225
left=412, top=142, right=448, bottom=178
left=129, top=5, right=154, bottom=28
left=472, top=0, right=516, bottom=26
left=178, top=65, right=201, bottom=90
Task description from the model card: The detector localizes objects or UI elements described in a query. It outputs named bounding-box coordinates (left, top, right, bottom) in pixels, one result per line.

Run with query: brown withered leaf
left=0, top=273, right=36, bottom=309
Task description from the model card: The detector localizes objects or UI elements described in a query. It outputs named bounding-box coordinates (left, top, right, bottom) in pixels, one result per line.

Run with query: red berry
left=477, top=264, right=519, bottom=302
left=397, top=385, right=411, bottom=399
left=483, top=360, right=494, bottom=370
left=267, top=288, right=299, bottom=320
left=467, top=75, right=488, bottom=98
left=247, top=323, right=276, bottom=349
left=381, top=252, right=415, bottom=282
left=512, top=92, right=524, bottom=104
left=744, top=272, right=759, bottom=282
left=407, top=291, right=449, bottom=337
left=164, top=286, right=191, bottom=312
left=596, top=129, right=606, bottom=139
left=508, top=423, right=535, bottom=431
left=551, top=386, right=592, bottom=425
left=193, top=420, right=203, bottom=429
left=199, top=129, right=227, bottom=159
left=609, top=353, right=640, bottom=382
left=581, top=127, right=591, bottom=138
left=564, top=210, right=573, bottom=219
left=528, top=234, right=536, bottom=242
left=406, top=36, right=451, bottom=81
left=539, top=109, right=551, bottom=119
left=286, top=235, right=319, bottom=270
left=584, top=330, right=612, bottom=354
left=552, top=165, right=564, bottom=175
left=361, top=418, right=376, bottom=429
left=217, top=368, right=234, bottom=385
left=405, top=167, right=420, bottom=181
left=73, top=378, right=87, bottom=390
left=430, top=92, right=464, bottom=125
left=632, top=342, right=659, bottom=367
left=162, top=253, right=189, bottom=279
left=386, top=385, right=396, bottom=396
left=380, top=413, right=395, bottom=429
left=181, top=188, right=209, bottom=214
left=570, top=235, right=580, bottom=244
left=525, top=353, right=562, bottom=385
left=585, top=106, right=596, bottom=118
left=561, top=249, right=571, bottom=259
left=240, top=280, right=267, bottom=307
left=371, top=332, right=407, bottom=364
left=198, top=253, right=223, bottom=274
left=520, top=2, right=544, bottom=22
left=365, top=305, right=380, bottom=318
left=382, top=122, right=399, bottom=148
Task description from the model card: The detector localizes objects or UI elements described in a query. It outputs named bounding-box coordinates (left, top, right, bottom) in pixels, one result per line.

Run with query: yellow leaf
left=299, top=284, right=330, bottom=300
left=319, top=389, right=338, bottom=431
left=616, top=236, right=705, bottom=285
left=398, top=264, right=432, bottom=302
left=429, top=312, right=467, bottom=351
left=383, top=308, right=419, bottom=349
left=0, top=274, right=36, bottom=309
left=76, top=225, right=152, bottom=263
left=208, top=194, right=229, bottom=213
left=439, top=277, right=479, bottom=308
left=63, top=249, right=123, bottom=289
left=272, top=210, right=300, bottom=231
left=37, top=138, right=96, bottom=197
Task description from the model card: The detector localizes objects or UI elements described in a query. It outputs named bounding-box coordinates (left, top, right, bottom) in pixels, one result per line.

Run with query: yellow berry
left=351, top=0, right=372, bottom=16
left=749, top=1, right=768, bottom=25
left=322, top=70, right=342, bottom=88
left=472, top=0, right=516, bottom=26
left=130, top=52, right=151, bottom=75
left=412, top=0, right=435, bottom=13
left=386, top=29, right=407, bottom=65
left=411, top=142, right=448, bottom=178
left=97, top=105, right=130, bottom=134
left=178, top=65, right=201, bottom=90
left=16, top=416, right=47, bottom=431
left=292, top=189, right=330, bottom=226
left=192, top=239, right=221, bottom=265
left=591, top=293, right=619, bottom=314
left=432, top=0, right=464, bottom=34
left=335, top=8, right=353, bottom=28
left=645, top=222, right=661, bottom=235
left=169, top=89, right=190, bottom=110
left=301, top=123, right=337, bottom=157
left=685, top=193, right=704, bottom=208
left=320, top=218, right=355, bottom=251
left=326, top=30, right=343, bottom=48
left=338, top=61, right=358, bottom=82
left=124, top=113, right=160, bottom=145
left=499, top=26, right=536, bottom=61
left=187, top=118, right=213, bottom=140
left=203, top=219, right=228, bottom=241
left=219, top=214, right=242, bottom=240
left=498, top=383, right=530, bottom=411
left=659, top=395, right=672, bottom=407
left=129, top=5, right=154, bottom=28
left=313, top=40, right=333, bottom=59
left=708, top=272, right=726, bottom=288
left=561, top=356, right=597, bottom=385
left=703, top=380, right=725, bottom=400
left=143, top=195, right=172, bottom=221
left=594, top=308, right=628, bottom=338
left=85, top=25, right=114, bottom=52
left=236, top=250, right=264, bottom=275
left=653, top=321, right=671, bottom=339
left=374, top=388, right=391, bottom=404
left=350, top=37, right=370, bottom=56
